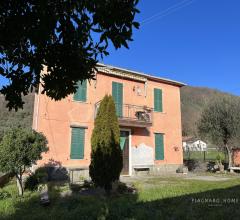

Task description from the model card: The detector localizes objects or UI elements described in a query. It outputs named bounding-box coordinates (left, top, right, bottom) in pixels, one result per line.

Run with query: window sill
left=72, top=100, right=88, bottom=104
left=153, top=111, right=166, bottom=114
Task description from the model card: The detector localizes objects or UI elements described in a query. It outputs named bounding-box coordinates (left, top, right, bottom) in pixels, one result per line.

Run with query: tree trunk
left=16, top=174, right=24, bottom=196
left=225, top=144, right=232, bottom=168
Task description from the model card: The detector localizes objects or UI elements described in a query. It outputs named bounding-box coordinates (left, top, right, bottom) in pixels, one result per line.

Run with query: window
left=154, top=88, right=163, bottom=112
left=112, top=82, right=123, bottom=117
left=155, top=133, right=164, bottom=160
left=73, top=80, right=87, bottom=102
left=70, top=127, right=85, bottom=159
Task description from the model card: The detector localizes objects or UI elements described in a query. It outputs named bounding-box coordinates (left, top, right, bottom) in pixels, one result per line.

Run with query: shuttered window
left=154, top=88, right=163, bottom=112
left=155, top=133, right=164, bottom=160
left=73, top=80, right=87, bottom=102
left=70, top=127, right=85, bottom=159
left=112, top=82, right=123, bottom=117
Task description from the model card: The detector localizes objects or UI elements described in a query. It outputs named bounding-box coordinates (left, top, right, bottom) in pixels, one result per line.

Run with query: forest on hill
left=0, top=93, right=34, bottom=139
left=181, top=86, right=238, bottom=138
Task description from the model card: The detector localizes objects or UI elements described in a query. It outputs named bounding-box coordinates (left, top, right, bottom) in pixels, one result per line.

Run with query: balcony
left=95, top=101, right=153, bottom=128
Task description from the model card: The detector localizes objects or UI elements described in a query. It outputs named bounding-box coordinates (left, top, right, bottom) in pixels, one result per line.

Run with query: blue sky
left=1, top=0, right=240, bottom=95
left=103, top=0, right=240, bottom=95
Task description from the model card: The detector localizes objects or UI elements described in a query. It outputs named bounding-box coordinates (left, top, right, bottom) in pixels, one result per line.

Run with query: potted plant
left=216, top=153, right=224, bottom=172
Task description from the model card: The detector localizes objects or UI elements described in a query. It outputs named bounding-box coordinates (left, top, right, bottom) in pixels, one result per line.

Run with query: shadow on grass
left=3, top=184, right=240, bottom=220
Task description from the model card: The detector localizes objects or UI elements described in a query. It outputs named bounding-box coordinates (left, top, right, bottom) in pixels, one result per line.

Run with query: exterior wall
left=33, top=70, right=183, bottom=174
left=233, top=149, right=240, bottom=166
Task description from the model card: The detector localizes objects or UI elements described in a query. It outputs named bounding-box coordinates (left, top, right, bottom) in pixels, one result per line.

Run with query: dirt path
left=120, top=173, right=237, bottom=184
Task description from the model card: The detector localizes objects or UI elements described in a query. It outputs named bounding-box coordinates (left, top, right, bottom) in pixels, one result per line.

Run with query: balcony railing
left=95, top=101, right=153, bottom=127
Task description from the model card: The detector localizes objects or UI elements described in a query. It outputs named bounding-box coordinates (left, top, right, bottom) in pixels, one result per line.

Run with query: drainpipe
left=144, top=80, right=148, bottom=98
left=35, top=85, right=41, bottom=131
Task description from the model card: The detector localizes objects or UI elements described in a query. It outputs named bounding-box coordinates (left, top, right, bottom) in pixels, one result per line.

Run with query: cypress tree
left=89, top=95, right=123, bottom=192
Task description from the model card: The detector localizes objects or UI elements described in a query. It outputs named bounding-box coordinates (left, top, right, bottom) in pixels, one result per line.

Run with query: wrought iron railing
left=95, top=101, right=153, bottom=124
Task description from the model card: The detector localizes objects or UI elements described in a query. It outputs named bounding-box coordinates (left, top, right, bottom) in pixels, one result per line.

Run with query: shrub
left=0, top=128, right=48, bottom=196
left=89, top=95, right=123, bottom=192
left=25, top=167, right=48, bottom=191
left=35, top=167, right=48, bottom=183
left=216, top=153, right=224, bottom=165
left=25, top=175, right=38, bottom=191
left=0, top=191, right=11, bottom=200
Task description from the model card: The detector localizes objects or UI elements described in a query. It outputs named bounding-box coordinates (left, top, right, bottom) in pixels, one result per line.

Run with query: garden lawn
left=1, top=175, right=240, bottom=220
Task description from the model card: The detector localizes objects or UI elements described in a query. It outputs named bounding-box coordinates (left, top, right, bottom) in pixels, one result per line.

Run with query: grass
left=0, top=175, right=240, bottom=220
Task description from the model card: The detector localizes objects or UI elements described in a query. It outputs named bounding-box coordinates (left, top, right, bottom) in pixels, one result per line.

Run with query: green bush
left=25, top=174, right=38, bottom=191
left=0, top=128, right=48, bottom=196
left=25, top=167, right=48, bottom=191
left=216, top=153, right=224, bottom=165
left=35, top=167, right=48, bottom=183
left=0, top=191, right=11, bottom=200
left=89, top=95, right=123, bottom=192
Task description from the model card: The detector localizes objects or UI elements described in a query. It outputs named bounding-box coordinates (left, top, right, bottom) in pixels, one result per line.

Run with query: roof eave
left=96, top=63, right=186, bottom=87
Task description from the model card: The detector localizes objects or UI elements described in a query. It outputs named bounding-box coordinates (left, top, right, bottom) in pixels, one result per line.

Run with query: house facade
left=32, top=64, right=185, bottom=176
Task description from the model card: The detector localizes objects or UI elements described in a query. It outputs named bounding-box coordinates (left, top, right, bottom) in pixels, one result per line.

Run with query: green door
left=120, top=131, right=129, bottom=175
left=112, top=82, right=123, bottom=117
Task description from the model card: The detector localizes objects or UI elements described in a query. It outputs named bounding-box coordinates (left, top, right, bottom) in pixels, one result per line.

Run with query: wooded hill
left=181, top=86, right=239, bottom=137
left=0, top=86, right=238, bottom=139
left=0, top=93, right=34, bottom=139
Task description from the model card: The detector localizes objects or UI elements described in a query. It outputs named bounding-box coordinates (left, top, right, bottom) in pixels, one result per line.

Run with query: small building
left=33, top=64, right=185, bottom=176
left=183, top=138, right=207, bottom=152
left=233, top=148, right=240, bottom=166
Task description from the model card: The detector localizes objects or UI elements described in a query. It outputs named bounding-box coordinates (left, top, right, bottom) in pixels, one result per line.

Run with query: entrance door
left=120, top=130, right=130, bottom=175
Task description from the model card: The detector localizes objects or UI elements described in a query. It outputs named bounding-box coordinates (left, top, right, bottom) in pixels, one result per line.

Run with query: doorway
left=120, top=130, right=131, bottom=175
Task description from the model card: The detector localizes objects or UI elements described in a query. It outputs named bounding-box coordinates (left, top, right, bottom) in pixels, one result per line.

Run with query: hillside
left=181, top=86, right=238, bottom=137
left=0, top=86, right=237, bottom=140
left=0, top=93, right=34, bottom=139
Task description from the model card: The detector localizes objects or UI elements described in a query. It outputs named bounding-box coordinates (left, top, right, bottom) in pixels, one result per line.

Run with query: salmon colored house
left=32, top=64, right=185, bottom=176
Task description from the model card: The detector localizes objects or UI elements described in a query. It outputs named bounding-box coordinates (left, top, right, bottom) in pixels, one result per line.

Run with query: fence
left=183, top=148, right=228, bottom=162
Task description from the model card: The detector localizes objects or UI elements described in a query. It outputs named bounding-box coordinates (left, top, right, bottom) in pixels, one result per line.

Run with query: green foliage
left=0, top=93, right=34, bottom=140
left=181, top=86, right=239, bottom=137
left=0, top=128, right=48, bottom=174
left=25, top=167, right=48, bottom=191
left=0, top=128, right=48, bottom=195
left=198, top=97, right=240, bottom=147
left=1, top=177, right=240, bottom=219
left=89, top=95, right=123, bottom=191
left=0, top=191, right=11, bottom=200
left=24, top=175, right=39, bottom=192
left=216, top=153, right=224, bottom=165
left=0, top=1, right=140, bottom=110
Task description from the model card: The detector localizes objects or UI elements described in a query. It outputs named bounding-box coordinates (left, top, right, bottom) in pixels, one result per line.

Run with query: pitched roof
left=97, top=63, right=186, bottom=87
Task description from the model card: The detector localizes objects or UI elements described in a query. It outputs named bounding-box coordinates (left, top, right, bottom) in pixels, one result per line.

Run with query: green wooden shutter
left=70, top=128, right=85, bottom=159
left=112, top=82, right=123, bottom=117
left=73, top=80, right=87, bottom=102
left=155, top=133, right=164, bottom=160
left=154, top=88, right=163, bottom=112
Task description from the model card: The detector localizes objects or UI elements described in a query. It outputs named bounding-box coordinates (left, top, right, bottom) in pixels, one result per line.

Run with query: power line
left=142, top=0, right=191, bottom=23
left=141, top=0, right=196, bottom=26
